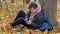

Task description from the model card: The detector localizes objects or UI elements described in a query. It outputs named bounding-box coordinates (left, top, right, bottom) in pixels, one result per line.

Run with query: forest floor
left=0, top=0, right=60, bottom=34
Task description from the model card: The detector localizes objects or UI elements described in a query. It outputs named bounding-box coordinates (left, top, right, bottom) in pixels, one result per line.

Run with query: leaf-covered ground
left=0, top=0, right=60, bottom=34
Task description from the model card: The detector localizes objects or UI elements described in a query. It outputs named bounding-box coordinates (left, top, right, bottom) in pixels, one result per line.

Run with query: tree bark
left=0, top=0, right=2, bottom=10
left=40, top=0, right=59, bottom=26
left=11, top=0, right=14, bottom=3
left=5, top=0, right=10, bottom=18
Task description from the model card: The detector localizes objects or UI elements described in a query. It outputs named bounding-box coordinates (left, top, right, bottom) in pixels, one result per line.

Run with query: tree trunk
left=40, top=0, right=59, bottom=26
left=5, top=0, right=10, bottom=18
left=11, top=0, right=14, bottom=3
left=0, top=0, right=2, bottom=10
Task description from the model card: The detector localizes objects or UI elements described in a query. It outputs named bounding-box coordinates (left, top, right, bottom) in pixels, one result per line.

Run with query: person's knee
left=18, top=10, right=26, bottom=18
left=18, top=10, right=26, bottom=15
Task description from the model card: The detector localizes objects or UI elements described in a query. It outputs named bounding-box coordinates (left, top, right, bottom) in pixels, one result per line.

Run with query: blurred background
left=0, top=0, right=60, bottom=34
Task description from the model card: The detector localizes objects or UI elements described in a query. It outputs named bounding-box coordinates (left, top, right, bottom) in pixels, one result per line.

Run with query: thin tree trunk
left=5, top=0, right=10, bottom=18
left=40, top=0, right=59, bottom=26
left=11, top=0, right=14, bottom=3
left=0, top=0, right=2, bottom=10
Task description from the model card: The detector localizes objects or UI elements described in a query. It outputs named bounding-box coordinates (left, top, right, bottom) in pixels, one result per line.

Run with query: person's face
left=30, top=7, right=39, bottom=14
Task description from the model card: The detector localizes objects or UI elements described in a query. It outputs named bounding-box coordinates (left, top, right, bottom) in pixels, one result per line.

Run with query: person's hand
left=26, top=20, right=32, bottom=25
left=24, top=18, right=28, bottom=22
left=24, top=18, right=32, bottom=25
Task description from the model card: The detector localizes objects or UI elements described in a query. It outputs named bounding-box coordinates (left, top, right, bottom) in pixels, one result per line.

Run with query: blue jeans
left=38, top=22, right=53, bottom=32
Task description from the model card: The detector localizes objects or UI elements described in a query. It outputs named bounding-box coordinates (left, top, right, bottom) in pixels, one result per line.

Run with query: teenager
left=10, top=2, right=53, bottom=32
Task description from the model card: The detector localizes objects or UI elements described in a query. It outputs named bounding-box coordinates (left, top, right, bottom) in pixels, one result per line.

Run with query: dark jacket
left=27, top=10, right=45, bottom=29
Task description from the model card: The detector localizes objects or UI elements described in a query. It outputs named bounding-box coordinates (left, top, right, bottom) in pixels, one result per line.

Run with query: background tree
left=11, top=0, right=14, bottom=3
left=40, top=0, right=59, bottom=26
left=25, top=0, right=30, bottom=4
left=0, top=0, right=2, bottom=10
left=5, top=0, right=10, bottom=18
left=34, top=0, right=36, bottom=2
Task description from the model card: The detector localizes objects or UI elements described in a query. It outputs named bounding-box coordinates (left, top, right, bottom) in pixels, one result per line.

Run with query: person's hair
left=28, top=2, right=38, bottom=9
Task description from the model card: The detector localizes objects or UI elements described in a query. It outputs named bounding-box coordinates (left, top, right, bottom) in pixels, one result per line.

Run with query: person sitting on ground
left=10, top=2, right=53, bottom=32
